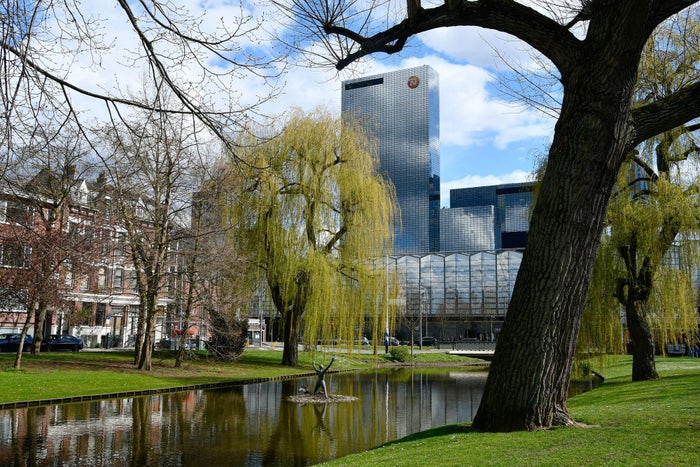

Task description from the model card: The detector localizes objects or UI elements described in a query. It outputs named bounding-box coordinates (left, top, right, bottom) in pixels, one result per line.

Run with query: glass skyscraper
left=449, top=182, right=534, bottom=250
left=341, top=65, right=440, bottom=254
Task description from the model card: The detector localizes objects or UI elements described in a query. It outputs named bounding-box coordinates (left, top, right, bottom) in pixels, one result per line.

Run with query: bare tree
left=1, top=1, right=281, bottom=163
left=273, top=0, right=700, bottom=431
left=100, top=90, right=207, bottom=371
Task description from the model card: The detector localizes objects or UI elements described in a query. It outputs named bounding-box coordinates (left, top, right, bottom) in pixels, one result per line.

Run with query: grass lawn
left=0, top=347, right=481, bottom=404
left=321, top=356, right=700, bottom=466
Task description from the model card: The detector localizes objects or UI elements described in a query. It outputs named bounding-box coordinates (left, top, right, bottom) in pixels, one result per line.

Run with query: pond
left=0, top=367, right=487, bottom=466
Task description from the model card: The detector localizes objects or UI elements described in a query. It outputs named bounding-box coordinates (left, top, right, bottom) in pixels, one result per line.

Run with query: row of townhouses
left=0, top=166, right=201, bottom=349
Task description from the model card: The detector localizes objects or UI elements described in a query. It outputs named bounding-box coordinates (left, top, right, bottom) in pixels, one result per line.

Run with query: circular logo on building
left=407, top=75, right=420, bottom=89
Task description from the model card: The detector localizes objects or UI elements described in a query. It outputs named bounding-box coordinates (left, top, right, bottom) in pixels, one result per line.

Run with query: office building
left=439, top=205, right=495, bottom=252
left=342, top=65, right=440, bottom=254
left=450, top=182, right=534, bottom=250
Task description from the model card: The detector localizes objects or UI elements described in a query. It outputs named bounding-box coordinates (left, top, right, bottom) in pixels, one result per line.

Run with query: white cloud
left=440, top=170, right=535, bottom=207
left=418, top=26, right=536, bottom=70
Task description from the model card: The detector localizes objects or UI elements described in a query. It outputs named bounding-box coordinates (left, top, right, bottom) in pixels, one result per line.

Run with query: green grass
left=321, top=356, right=700, bottom=466
left=3, top=350, right=698, bottom=465
left=0, top=348, right=485, bottom=404
left=0, top=349, right=364, bottom=403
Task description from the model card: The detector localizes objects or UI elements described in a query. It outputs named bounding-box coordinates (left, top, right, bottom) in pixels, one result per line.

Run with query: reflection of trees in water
left=0, top=406, right=45, bottom=465
left=130, top=396, right=151, bottom=465
left=0, top=368, right=490, bottom=465
left=172, top=386, right=248, bottom=464
left=262, top=379, right=305, bottom=466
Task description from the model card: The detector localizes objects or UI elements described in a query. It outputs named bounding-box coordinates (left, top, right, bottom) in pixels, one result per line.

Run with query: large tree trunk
left=627, top=302, right=659, bottom=381
left=616, top=243, right=659, bottom=382
left=134, top=305, right=147, bottom=365
left=281, top=307, right=301, bottom=366
left=137, top=306, right=156, bottom=371
left=473, top=49, right=641, bottom=430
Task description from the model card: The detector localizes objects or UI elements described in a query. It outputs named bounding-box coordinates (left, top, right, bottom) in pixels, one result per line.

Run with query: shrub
left=207, top=310, right=248, bottom=361
left=390, top=346, right=411, bottom=363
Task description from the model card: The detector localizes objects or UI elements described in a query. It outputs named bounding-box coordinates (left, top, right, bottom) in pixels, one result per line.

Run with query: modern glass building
left=386, top=250, right=523, bottom=342
left=342, top=65, right=440, bottom=254
left=439, top=206, right=495, bottom=252
left=450, top=182, right=534, bottom=250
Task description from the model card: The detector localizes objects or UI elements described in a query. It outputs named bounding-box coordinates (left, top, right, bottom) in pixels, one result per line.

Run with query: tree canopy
left=226, top=108, right=397, bottom=366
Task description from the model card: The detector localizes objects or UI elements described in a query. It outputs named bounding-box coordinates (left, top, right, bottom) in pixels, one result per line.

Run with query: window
left=79, top=272, right=89, bottom=290
left=115, top=232, right=126, bottom=256
left=113, top=267, right=124, bottom=290
left=0, top=200, right=31, bottom=225
left=0, top=243, right=30, bottom=268
left=130, top=270, right=138, bottom=293
left=64, top=263, right=74, bottom=288
left=100, top=230, right=110, bottom=256
left=0, top=287, right=27, bottom=311
left=97, top=267, right=107, bottom=290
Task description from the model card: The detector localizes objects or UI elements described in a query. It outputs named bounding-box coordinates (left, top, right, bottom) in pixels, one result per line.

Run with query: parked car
left=420, top=336, right=439, bottom=347
left=40, top=335, right=84, bottom=352
left=389, top=336, right=400, bottom=346
left=0, top=333, right=33, bottom=352
left=354, top=336, right=370, bottom=346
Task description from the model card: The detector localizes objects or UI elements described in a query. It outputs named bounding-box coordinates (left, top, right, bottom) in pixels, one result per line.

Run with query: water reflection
left=0, top=368, right=486, bottom=466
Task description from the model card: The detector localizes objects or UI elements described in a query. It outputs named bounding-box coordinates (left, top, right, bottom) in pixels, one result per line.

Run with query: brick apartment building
left=0, top=167, right=189, bottom=349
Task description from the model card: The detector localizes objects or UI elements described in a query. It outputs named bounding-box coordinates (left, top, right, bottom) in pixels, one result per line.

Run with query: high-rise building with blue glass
left=341, top=65, right=440, bottom=254
left=449, top=182, right=534, bottom=250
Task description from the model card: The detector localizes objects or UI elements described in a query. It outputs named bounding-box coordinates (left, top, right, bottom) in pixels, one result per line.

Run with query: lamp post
left=258, top=292, right=264, bottom=346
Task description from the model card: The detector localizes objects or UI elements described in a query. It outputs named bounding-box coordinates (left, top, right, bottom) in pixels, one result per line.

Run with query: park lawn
left=321, top=356, right=700, bottom=466
left=0, top=347, right=477, bottom=404
left=0, top=349, right=353, bottom=404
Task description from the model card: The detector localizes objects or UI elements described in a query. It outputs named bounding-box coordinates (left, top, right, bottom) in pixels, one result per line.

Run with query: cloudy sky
left=53, top=1, right=560, bottom=206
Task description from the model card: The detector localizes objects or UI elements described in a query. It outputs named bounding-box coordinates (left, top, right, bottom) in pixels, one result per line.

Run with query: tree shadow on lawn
left=378, top=424, right=474, bottom=447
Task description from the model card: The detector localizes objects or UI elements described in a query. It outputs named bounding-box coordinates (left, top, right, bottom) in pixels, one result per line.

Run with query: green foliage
left=226, top=108, right=398, bottom=364
left=581, top=9, right=700, bottom=365
left=389, top=346, right=410, bottom=363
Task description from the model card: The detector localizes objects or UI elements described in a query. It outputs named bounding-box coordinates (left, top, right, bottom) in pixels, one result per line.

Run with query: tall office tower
left=342, top=65, right=440, bottom=254
left=450, top=182, right=535, bottom=250
left=440, top=205, right=496, bottom=252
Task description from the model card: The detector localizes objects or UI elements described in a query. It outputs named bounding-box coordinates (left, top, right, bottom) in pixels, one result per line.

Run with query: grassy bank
left=0, top=348, right=478, bottom=404
left=322, top=356, right=700, bottom=466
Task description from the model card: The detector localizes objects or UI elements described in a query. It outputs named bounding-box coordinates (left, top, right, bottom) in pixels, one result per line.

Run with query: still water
left=0, top=368, right=486, bottom=466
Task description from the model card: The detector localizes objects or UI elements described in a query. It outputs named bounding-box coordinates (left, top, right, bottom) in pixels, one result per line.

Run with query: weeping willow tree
left=227, top=108, right=397, bottom=366
left=582, top=158, right=700, bottom=380
left=581, top=9, right=700, bottom=381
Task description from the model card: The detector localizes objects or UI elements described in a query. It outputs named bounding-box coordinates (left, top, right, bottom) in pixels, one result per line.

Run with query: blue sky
left=60, top=1, right=558, bottom=206
left=264, top=32, right=557, bottom=206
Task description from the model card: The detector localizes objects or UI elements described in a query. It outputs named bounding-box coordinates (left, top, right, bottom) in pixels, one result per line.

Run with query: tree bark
left=473, top=47, right=641, bottom=430
left=627, top=302, right=659, bottom=381
left=281, top=307, right=301, bottom=366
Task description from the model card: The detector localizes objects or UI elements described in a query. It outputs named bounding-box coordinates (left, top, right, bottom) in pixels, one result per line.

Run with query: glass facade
left=387, top=250, right=522, bottom=340
left=449, top=182, right=534, bottom=250
left=439, top=206, right=495, bottom=252
left=342, top=66, right=440, bottom=254
left=341, top=68, right=535, bottom=341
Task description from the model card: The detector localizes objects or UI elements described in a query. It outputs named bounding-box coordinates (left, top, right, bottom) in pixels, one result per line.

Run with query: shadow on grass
left=377, top=423, right=475, bottom=449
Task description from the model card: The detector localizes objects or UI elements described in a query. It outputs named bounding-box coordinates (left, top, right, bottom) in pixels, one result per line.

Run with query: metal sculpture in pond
left=312, top=356, right=336, bottom=398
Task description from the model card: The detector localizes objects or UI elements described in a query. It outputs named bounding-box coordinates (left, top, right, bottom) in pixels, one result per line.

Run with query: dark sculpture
left=312, top=356, right=336, bottom=398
